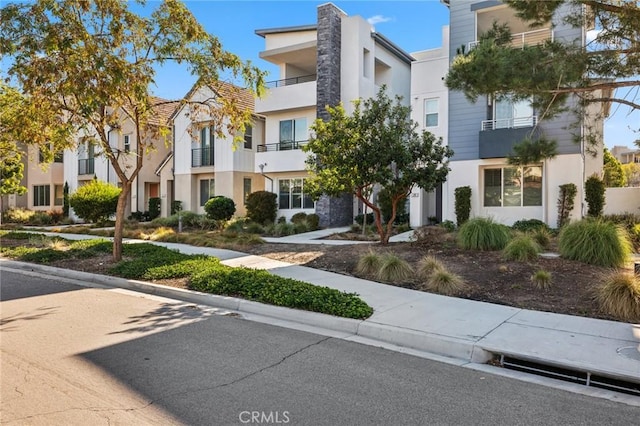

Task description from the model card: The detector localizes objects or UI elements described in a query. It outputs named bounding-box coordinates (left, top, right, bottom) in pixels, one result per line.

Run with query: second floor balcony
left=192, top=147, right=214, bottom=168
left=479, top=116, right=539, bottom=159
left=78, top=158, right=95, bottom=175
left=256, top=140, right=309, bottom=152
left=256, top=77, right=317, bottom=114
left=255, top=140, right=309, bottom=173
left=469, top=28, right=553, bottom=51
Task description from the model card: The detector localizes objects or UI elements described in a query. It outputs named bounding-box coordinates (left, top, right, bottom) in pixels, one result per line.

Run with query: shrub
left=557, top=183, right=577, bottom=228
left=424, top=269, right=466, bottom=295
left=454, top=186, right=471, bottom=226
left=245, top=222, right=265, bottom=234
left=440, top=220, right=456, bottom=232
left=502, top=235, right=541, bottom=262
left=585, top=174, right=605, bottom=217
left=30, top=211, right=54, bottom=225
left=245, top=191, right=277, bottom=225
left=291, top=212, right=308, bottom=224
left=3, top=207, right=35, bottom=224
left=204, top=196, right=236, bottom=221
left=293, top=222, right=308, bottom=234
left=377, top=253, right=413, bottom=282
left=558, top=219, right=632, bottom=267
left=530, top=227, right=552, bottom=249
left=417, top=255, right=445, bottom=279
left=62, top=182, right=70, bottom=217
left=603, top=213, right=640, bottom=251
left=189, top=267, right=373, bottom=319
left=170, top=200, right=182, bottom=215
left=512, top=219, right=549, bottom=233
left=356, top=250, right=382, bottom=276
left=354, top=212, right=375, bottom=226
left=148, top=197, right=161, bottom=220
left=597, top=271, right=640, bottom=322
left=69, top=179, right=120, bottom=223
left=306, top=213, right=320, bottom=230
left=377, top=187, right=407, bottom=223
left=273, top=222, right=294, bottom=237
left=277, top=216, right=287, bottom=224
left=457, top=217, right=511, bottom=251
left=531, top=269, right=552, bottom=290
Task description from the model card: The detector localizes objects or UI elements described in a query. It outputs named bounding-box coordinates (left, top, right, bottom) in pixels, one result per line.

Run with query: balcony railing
left=78, top=158, right=95, bottom=175
left=469, top=28, right=553, bottom=51
left=265, top=74, right=316, bottom=89
left=481, top=116, right=538, bottom=131
left=192, top=147, right=214, bottom=167
left=257, top=140, right=309, bottom=152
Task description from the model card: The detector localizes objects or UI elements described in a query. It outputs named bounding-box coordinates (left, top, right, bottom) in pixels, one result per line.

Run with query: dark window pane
left=523, top=166, right=543, bottom=206
left=484, top=169, right=502, bottom=207
left=279, top=180, right=290, bottom=209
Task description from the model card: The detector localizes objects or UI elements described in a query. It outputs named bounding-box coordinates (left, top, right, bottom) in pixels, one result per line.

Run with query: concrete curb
left=1, top=259, right=486, bottom=363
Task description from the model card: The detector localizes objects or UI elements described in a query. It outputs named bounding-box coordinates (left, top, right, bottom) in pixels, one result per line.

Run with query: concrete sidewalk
left=5, top=229, right=639, bottom=401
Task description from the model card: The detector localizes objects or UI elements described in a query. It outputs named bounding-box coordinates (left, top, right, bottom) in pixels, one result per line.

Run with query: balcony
left=479, top=117, right=539, bottom=159
left=256, top=140, right=309, bottom=152
left=256, top=79, right=317, bottom=114
left=78, top=158, right=95, bottom=175
left=255, top=141, right=309, bottom=173
left=192, top=147, right=214, bottom=168
left=469, top=28, right=553, bottom=51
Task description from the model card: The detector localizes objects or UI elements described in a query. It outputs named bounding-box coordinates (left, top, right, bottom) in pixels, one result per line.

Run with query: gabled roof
left=169, top=80, right=255, bottom=121
left=148, top=96, right=180, bottom=126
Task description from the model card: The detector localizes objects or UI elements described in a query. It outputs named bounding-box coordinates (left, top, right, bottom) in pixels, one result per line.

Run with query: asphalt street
left=1, top=269, right=638, bottom=425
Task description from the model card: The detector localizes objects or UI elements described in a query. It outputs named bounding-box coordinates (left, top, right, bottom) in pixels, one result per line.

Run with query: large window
left=494, top=96, right=533, bottom=129
left=424, top=99, right=438, bottom=127
left=54, top=185, right=64, bottom=206
left=199, top=179, right=215, bottom=206
left=483, top=166, right=542, bottom=207
left=33, top=185, right=50, bottom=207
left=279, top=178, right=314, bottom=210
left=244, top=125, right=252, bottom=149
left=279, top=118, right=307, bottom=149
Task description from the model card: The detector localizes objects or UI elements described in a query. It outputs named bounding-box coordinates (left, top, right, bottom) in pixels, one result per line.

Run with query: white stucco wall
left=604, top=187, right=640, bottom=216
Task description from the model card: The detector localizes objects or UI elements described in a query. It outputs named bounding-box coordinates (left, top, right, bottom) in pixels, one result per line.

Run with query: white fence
left=604, top=187, right=640, bottom=215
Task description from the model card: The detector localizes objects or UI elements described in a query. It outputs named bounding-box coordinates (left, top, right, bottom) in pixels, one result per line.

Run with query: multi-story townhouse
left=611, top=145, right=640, bottom=165
left=409, top=26, right=450, bottom=228
left=167, top=83, right=266, bottom=217
left=64, top=97, right=176, bottom=220
left=254, top=3, right=413, bottom=226
left=443, top=0, right=604, bottom=227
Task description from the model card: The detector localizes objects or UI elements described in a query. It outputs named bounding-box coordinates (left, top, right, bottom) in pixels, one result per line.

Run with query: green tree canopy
left=445, top=1, right=639, bottom=127
left=305, top=87, right=453, bottom=244
left=0, top=0, right=264, bottom=260
left=603, top=147, right=626, bottom=187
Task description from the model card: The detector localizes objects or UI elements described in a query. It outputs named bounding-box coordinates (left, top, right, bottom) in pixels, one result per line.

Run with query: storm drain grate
left=496, top=355, right=640, bottom=397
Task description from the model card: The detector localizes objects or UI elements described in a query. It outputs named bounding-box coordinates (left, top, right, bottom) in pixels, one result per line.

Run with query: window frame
left=33, top=185, right=51, bottom=207
left=199, top=178, right=215, bottom=206
left=243, top=177, right=252, bottom=201
left=483, top=166, right=542, bottom=208
left=243, top=125, right=253, bottom=150
left=53, top=184, right=64, bottom=206
left=278, top=178, right=314, bottom=210
left=124, top=134, right=131, bottom=153
left=424, top=98, right=439, bottom=128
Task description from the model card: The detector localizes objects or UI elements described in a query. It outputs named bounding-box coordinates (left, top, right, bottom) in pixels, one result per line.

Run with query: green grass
left=457, top=217, right=511, bottom=251
left=377, top=253, right=414, bottom=282
left=597, top=271, right=640, bottom=322
left=531, top=269, right=552, bottom=290
left=423, top=269, right=467, bottom=296
left=355, top=250, right=382, bottom=277
left=0, top=233, right=372, bottom=320
left=529, top=227, right=552, bottom=249
left=502, top=235, right=541, bottom=262
left=558, top=219, right=632, bottom=267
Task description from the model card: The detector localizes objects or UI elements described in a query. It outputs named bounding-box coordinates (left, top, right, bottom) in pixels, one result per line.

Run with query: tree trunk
left=112, top=183, right=130, bottom=261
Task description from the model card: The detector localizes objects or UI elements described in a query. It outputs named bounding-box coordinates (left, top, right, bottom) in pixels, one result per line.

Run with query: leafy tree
left=585, top=174, right=606, bottom=217
left=245, top=191, right=277, bottom=225
left=602, top=148, right=626, bottom=187
left=305, top=87, right=453, bottom=244
left=69, top=179, right=121, bottom=224
left=204, top=196, right=236, bottom=221
left=445, top=1, right=639, bottom=138
left=0, top=0, right=264, bottom=260
left=621, top=162, right=640, bottom=187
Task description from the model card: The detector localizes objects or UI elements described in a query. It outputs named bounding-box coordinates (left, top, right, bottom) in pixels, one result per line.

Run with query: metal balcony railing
left=481, top=116, right=538, bottom=131
left=192, top=147, right=214, bottom=167
left=265, top=74, right=316, bottom=89
left=256, top=140, right=309, bottom=152
left=468, top=28, right=553, bottom=50
left=78, top=158, right=95, bottom=175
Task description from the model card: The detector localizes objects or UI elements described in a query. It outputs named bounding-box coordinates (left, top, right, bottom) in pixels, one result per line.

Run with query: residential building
left=611, top=145, right=640, bottom=164
left=168, top=83, right=265, bottom=217
left=254, top=3, right=412, bottom=225
left=409, top=26, right=450, bottom=227
left=64, top=97, right=176, bottom=220
left=442, top=0, right=604, bottom=227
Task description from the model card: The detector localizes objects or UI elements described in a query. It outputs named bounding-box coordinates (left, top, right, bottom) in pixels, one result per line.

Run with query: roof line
left=255, top=24, right=317, bottom=38
left=372, top=32, right=415, bottom=64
